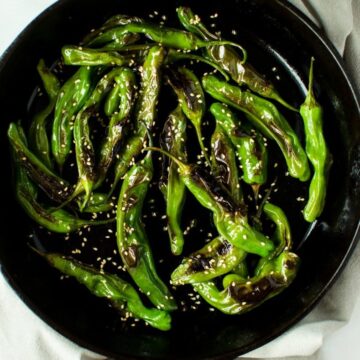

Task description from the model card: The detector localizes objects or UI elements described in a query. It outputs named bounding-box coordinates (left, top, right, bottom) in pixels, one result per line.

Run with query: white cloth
left=0, top=1, right=359, bottom=359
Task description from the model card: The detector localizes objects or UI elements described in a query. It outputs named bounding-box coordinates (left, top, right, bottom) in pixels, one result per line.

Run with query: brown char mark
left=191, top=165, right=237, bottom=213
left=228, top=274, right=286, bottom=304
left=167, top=69, right=198, bottom=112
left=123, top=194, right=139, bottom=211
left=122, top=245, right=139, bottom=268
left=188, top=254, right=212, bottom=273
left=19, top=189, right=56, bottom=222
left=213, top=138, right=232, bottom=186
left=19, top=152, right=71, bottom=203
left=216, top=239, right=232, bottom=256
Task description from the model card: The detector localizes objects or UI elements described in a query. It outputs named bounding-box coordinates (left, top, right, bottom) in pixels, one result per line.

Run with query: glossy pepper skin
left=73, top=68, right=125, bottom=210
left=35, top=251, right=171, bottom=331
left=87, top=22, right=246, bottom=59
left=117, top=151, right=177, bottom=312
left=62, top=46, right=127, bottom=66
left=147, top=148, right=274, bottom=257
left=210, top=122, right=243, bottom=205
left=176, top=6, right=296, bottom=111
left=52, top=66, right=94, bottom=170
left=300, top=58, right=331, bottom=222
left=111, top=46, right=165, bottom=194
left=28, top=59, right=61, bottom=169
left=167, top=67, right=210, bottom=165
left=193, top=251, right=299, bottom=315
left=96, top=67, right=137, bottom=188
left=83, top=14, right=143, bottom=46
left=17, top=188, right=112, bottom=232
left=171, top=237, right=246, bottom=285
left=159, top=106, right=187, bottom=256
left=78, top=192, right=114, bottom=214
left=14, top=161, right=111, bottom=233
left=8, top=122, right=72, bottom=203
left=203, top=75, right=310, bottom=182
left=264, top=203, right=291, bottom=253
left=256, top=202, right=293, bottom=273
left=210, top=103, right=268, bottom=196
left=165, top=49, right=229, bottom=80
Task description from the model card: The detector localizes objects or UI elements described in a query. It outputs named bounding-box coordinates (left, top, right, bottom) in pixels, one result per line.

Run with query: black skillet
left=0, top=0, right=359, bottom=359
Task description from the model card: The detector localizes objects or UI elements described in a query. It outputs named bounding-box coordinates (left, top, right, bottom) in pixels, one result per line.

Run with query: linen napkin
left=0, top=1, right=359, bottom=359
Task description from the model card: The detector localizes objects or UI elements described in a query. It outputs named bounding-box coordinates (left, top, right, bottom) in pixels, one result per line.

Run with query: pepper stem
left=195, top=126, right=211, bottom=167
left=145, top=147, right=190, bottom=174
left=308, top=57, right=315, bottom=97
left=168, top=51, right=229, bottom=80
left=207, top=41, right=247, bottom=64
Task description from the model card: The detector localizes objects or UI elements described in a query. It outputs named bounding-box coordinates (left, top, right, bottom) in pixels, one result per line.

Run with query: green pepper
left=210, top=103, right=268, bottom=196
left=62, top=46, right=127, bottom=66
left=117, top=150, right=177, bottom=312
left=165, top=49, right=229, bottom=80
left=12, top=127, right=104, bottom=233
left=28, top=59, right=61, bottom=169
left=167, top=67, right=210, bottom=164
left=263, top=202, right=292, bottom=253
left=34, top=250, right=171, bottom=331
left=176, top=6, right=296, bottom=111
left=300, top=58, right=332, bottom=222
left=96, top=67, right=136, bottom=188
left=78, top=192, right=114, bottom=214
left=87, top=22, right=246, bottom=60
left=193, top=251, right=299, bottom=314
left=52, top=66, right=94, bottom=170
left=110, top=46, right=165, bottom=195
left=159, top=106, right=187, bottom=255
left=72, top=68, right=125, bottom=210
left=171, top=237, right=246, bottom=285
left=12, top=122, right=39, bottom=198
left=211, top=120, right=243, bottom=205
left=147, top=147, right=274, bottom=257
left=255, top=202, right=292, bottom=273
left=83, top=14, right=143, bottom=46
left=8, top=122, right=73, bottom=203
left=14, top=163, right=111, bottom=233
left=96, top=44, right=229, bottom=78
left=203, top=75, right=310, bottom=182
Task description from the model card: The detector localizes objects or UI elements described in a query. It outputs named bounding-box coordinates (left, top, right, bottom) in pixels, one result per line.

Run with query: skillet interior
left=0, top=0, right=359, bottom=359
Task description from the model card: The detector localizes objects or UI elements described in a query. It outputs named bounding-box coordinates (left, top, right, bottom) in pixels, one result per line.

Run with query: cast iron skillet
left=0, top=0, right=359, bottom=359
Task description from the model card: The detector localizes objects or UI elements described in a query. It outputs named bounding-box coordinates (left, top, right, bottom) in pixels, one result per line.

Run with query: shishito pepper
left=210, top=121, right=243, bottom=205
left=96, top=67, right=137, bottom=188
left=87, top=21, right=247, bottom=61
left=146, top=147, right=274, bottom=257
left=159, top=106, right=187, bottom=255
left=28, top=59, right=61, bottom=169
left=72, top=67, right=126, bottom=209
left=202, top=75, right=310, bottom=182
left=83, top=14, right=143, bottom=46
left=171, top=237, right=246, bottom=285
left=255, top=201, right=293, bottom=273
left=210, top=103, right=268, bottom=197
left=167, top=67, right=210, bottom=165
left=111, top=46, right=165, bottom=194
left=300, top=58, right=332, bottom=222
left=176, top=6, right=296, bottom=111
left=62, top=46, right=127, bottom=66
left=52, top=66, right=94, bottom=170
left=8, top=122, right=73, bottom=203
left=194, top=205, right=297, bottom=313
left=117, top=150, right=177, bottom=312
left=13, top=158, right=111, bottom=233
left=193, top=251, right=299, bottom=314
left=34, top=250, right=171, bottom=330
